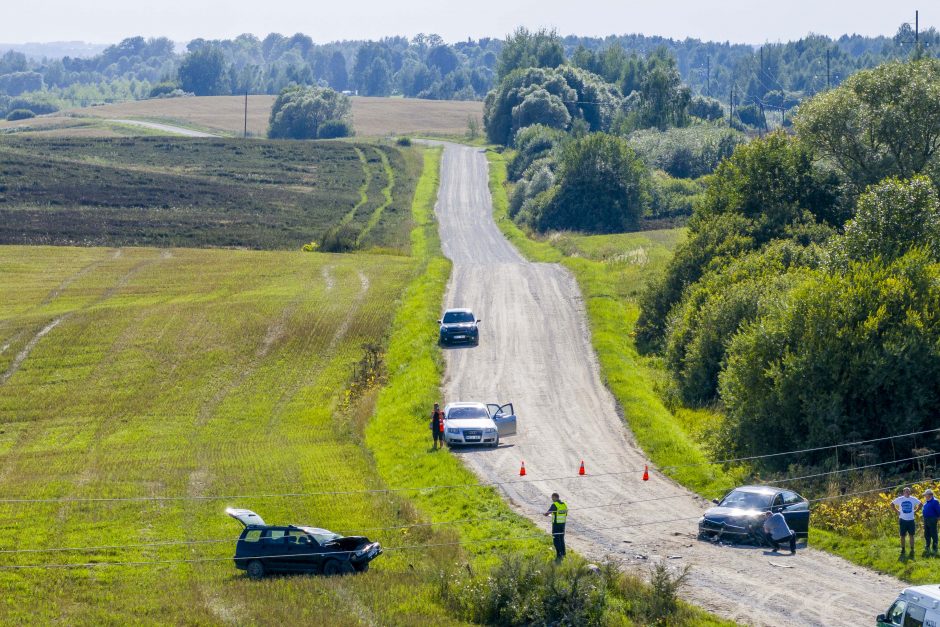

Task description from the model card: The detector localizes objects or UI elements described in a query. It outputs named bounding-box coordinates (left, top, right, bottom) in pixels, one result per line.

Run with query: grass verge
left=485, top=149, right=740, bottom=499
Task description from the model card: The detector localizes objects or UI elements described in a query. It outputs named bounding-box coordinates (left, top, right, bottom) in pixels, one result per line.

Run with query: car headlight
left=484, top=428, right=496, bottom=434
left=447, top=427, right=461, bottom=434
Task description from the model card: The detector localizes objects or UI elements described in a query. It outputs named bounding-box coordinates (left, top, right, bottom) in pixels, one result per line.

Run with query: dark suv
left=227, top=508, right=382, bottom=579
left=438, top=308, right=481, bottom=346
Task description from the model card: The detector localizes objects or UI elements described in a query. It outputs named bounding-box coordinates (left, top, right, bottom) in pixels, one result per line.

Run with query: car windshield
left=720, top=490, right=773, bottom=509
left=442, top=311, right=474, bottom=324
left=307, top=529, right=342, bottom=544
left=448, top=406, right=488, bottom=420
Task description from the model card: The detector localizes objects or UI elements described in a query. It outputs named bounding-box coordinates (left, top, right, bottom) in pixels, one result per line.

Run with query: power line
left=3, top=426, right=937, bottom=506
left=5, top=475, right=938, bottom=570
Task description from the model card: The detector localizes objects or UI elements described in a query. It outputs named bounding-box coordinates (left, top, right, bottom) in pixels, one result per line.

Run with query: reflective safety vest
left=552, top=501, right=568, bottom=525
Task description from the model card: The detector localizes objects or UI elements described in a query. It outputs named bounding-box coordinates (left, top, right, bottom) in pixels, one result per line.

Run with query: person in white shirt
left=762, top=510, right=796, bottom=554
left=892, top=486, right=922, bottom=560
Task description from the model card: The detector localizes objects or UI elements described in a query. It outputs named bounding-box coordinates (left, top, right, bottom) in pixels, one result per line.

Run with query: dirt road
left=435, top=142, right=901, bottom=626
left=110, top=119, right=217, bottom=137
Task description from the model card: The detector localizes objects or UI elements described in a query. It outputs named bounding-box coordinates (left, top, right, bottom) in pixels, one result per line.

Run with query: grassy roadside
left=363, top=145, right=731, bottom=625
left=365, top=147, right=548, bottom=567
left=486, top=150, right=740, bottom=499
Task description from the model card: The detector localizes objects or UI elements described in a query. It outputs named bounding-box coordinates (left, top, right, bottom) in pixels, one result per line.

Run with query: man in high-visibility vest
left=544, top=492, right=567, bottom=562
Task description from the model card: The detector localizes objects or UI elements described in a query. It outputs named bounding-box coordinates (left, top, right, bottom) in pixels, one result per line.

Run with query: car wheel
left=491, top=438, right=499, bottom=448
left=340, top=561, right=356, bottom=575
left=323, top=559, right=342, bottom=576
left=354, top=561, right=370, bottom=573
left=246, top=560, right=265, bottom=580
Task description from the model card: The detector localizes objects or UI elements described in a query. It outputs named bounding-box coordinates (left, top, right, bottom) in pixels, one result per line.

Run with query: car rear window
left=443, top=312, right=474, bottom=323
left=448, top=407, right=487, bottom=419
left=242, top=530, right=262, bottom=543
left=720, top=490, right=773, bottom=509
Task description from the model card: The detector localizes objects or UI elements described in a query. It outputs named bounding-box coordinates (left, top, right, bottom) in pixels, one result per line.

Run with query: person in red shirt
left=429, top=403, right=445, bottom=450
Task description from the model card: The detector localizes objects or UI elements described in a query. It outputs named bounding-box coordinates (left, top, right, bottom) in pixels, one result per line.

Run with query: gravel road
left=110, top=119, right=217, bottom=137
left=435, top=142, right=902, bottom=626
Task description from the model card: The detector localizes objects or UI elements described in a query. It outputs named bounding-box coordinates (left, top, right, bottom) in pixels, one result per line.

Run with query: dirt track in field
left=434, top=141, right=901, bottom=626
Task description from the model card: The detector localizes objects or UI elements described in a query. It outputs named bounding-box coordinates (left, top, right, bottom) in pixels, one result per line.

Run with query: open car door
left=226, top=508, right=265, bottom=527
left=487, top=403, right=517, bottom=436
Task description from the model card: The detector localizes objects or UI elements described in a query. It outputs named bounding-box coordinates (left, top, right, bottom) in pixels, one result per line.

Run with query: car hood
left=440, top=323, right=476, bottom=331
left=701, top=506, right=766, bottom=521
left=322, top=535, right=371, bottom=550
left=445, top=417, right=497, bottom=430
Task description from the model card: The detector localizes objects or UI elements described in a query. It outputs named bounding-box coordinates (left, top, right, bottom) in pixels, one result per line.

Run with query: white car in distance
left=443, top=402, right=517, bottom=448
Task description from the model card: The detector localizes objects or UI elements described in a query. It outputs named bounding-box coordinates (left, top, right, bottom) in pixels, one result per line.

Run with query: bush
left=507, top=123, right=567, bottom=180
left=688, top=96, right=724, bottom=121
left=526, top=132, right=649, bottom=233
left=648, top=170, right=705, bottom=218
left=5, top=109, right=34, bottom=121
left=268, top=85, right=352, bottom=140
left=148, top=82, right=179, bottom=98
left=628, top=125, right=746, bottom=179
left=395, top=136, right=412, bottom=146
left=317, top=119, right=353, bottom=139
left=318, top=223, right=360, bottom=252
left=718, top=250, right=940, bottom=465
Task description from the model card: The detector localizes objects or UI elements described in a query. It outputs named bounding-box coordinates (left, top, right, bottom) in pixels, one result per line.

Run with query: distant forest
left=0, top=22, right=936, bottom=114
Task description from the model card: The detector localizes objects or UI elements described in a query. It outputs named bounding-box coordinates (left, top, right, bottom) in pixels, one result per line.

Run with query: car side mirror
left=436, top=320, right=441, bottom=324
left=712, top=499, right=720, bottom=505
left=476, top=319, right=482, bottom=324
left=876, top=614, right=886, bottom=623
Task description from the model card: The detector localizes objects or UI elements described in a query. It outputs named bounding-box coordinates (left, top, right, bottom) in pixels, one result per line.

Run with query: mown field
left=0, top=244, right=486, bottom=624
left=0, top=96, right=485, bottom=139
left=0, top=137, right=417, bottom=252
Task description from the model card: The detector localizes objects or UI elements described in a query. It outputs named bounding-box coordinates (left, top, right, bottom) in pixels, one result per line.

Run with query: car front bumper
left=445, top=430, right=498, bottom=445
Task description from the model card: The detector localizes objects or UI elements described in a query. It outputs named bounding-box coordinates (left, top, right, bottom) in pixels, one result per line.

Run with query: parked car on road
left=698, top=485, right=810, bottom=543
left=227, top=508, right=382, bottom=579
left=878, top=585, right=940, bottom=626
left=438, top=308, right=481, bottom=346
left=443, top=402, right=516, bottom=447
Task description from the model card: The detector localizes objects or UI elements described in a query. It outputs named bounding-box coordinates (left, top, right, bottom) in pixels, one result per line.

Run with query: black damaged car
left=438, top=308, right=481, bottom=347
left=698, top=486, right=810, bottom=543
left=227, top=508, right=382, bottom=579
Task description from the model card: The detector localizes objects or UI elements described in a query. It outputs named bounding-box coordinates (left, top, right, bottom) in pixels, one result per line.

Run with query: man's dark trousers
left=552, top=523, right=566, bottom=560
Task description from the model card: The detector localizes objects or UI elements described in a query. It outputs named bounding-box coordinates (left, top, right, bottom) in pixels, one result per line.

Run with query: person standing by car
left=544, top=493, right=567, bottom=562
left=762, top=510, right=796, bottom=555
left=892, top=486, right=922, bottom=560
left=923, top=489, right=940, bottom=557
left=429, top=403, right=444, bottom=450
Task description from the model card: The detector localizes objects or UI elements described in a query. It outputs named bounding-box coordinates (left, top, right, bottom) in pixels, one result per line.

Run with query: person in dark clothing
left=544, top=493, right=567, bottom=562
left=429, top=403, right=444, bottom=450
left=923, top=489, right=940, bottom=557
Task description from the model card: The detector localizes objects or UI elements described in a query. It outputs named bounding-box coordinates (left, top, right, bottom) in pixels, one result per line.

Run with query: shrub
left=647, top=562, right=691, bottom=619
left=268, top=85, right=352, bottom=140
left=528, top=132, right=649, bottom=233
left=647, top=170, right=705, bottom=218
left=395, top=136, right=412, bottom=146
left=317, top=119, right=353, bottom=139
left=719, top=250, right=940, bottom=465
left=5, top=109, right=34, bottom=121
left=628, top=125, right=746, bottom=179
left=148, top=82, right=179, bottom=98
left=318, top=223, right=360, bottom=252
left=688, top=96, right=724, bottom=121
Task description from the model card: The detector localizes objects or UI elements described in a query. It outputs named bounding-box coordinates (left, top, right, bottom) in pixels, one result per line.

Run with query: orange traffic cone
left=519, top=461, right=526, bottom=476
left=642, top=465, right=649, bottom=481
left=578, top=460, right=586, bottom=475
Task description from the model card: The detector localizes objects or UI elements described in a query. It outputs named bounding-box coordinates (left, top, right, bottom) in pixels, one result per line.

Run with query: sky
left=2, top=0, right=932, bottom=45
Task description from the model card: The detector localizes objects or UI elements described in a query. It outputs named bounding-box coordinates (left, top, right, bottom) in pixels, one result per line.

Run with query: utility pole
left=916, top=10, right=920, bottom=44
left=826, top=49, right=831, bottom=89
left=706, top=56, right=711, bottom=97
left=760, top=46, right=764, bottom=77
left=243, top=90, right=248, bottom=138
left=729, top=85, right=734, bottom=127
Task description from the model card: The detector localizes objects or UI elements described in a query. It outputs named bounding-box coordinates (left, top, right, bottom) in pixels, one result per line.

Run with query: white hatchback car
left=443, top=402, right=517, bottom=447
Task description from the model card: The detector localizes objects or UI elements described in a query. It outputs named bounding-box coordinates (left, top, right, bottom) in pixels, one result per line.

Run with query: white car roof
left=901, top=585, right=940, bottom=605
left=443, top=308, right=473, bottom=314
left=444, top=402, right=487, bottom=410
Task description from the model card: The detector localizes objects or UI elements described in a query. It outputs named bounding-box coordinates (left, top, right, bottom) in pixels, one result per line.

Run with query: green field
left=0, top=244, right=491, bottom=624
left=0, top=137, right=417, bottom=252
